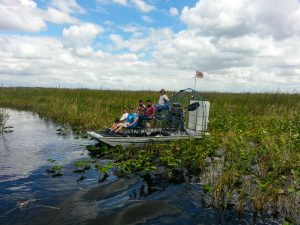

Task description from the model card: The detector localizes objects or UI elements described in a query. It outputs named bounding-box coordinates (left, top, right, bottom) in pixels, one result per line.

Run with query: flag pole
left=194, top=70, right=204, bottom=90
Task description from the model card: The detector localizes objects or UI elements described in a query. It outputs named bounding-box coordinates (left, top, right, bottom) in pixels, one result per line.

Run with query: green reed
left=0, top=87, right=158, bottom=129
left=0, top=109, right=9, bottom=133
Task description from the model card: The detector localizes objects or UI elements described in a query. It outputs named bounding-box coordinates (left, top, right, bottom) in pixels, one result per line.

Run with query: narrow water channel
left=0, top=109, right=281, bottom=225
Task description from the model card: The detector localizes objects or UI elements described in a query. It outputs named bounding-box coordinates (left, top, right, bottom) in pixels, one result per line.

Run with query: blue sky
left=24, top=1, right=193, bottom=36
left=30, top=0, right=196, bottom=43
left=0, top=0, right=300, bottom=92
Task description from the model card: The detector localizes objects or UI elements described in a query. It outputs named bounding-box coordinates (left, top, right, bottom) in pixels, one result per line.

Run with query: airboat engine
left=188, top=100, right=210, bottom=132
left=170, top=88, right=210, bottom=134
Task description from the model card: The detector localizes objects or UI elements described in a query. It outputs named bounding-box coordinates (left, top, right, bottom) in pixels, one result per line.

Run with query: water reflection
left=0, top=109, right=91, bottom=182
left=0, top=109, right=94, bottom=224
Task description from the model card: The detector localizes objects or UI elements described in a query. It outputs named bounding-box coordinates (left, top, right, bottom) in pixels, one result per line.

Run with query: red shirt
left=144, top=105, right=155, bottom=117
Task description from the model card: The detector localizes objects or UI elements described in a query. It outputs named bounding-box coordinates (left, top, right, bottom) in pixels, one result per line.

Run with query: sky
left=0, top=0, right=300, bottom=92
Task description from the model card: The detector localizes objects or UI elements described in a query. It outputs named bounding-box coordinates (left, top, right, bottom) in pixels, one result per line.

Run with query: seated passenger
left=113, top=107, right=138, bottom=133
left=141, top=100, right=156, bottom=136
left=137, top=99, right=156, bottom=128
left=110, top=107, right=128, bottom=131
left=137, top=100, right=146, bottom=116
left=144, top=99, right=155, bottom=119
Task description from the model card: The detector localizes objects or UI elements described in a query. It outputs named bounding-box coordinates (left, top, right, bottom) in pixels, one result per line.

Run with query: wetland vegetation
left=0, top=109, right=9, bottom=133
left=0, top=87, right=299, bottom=224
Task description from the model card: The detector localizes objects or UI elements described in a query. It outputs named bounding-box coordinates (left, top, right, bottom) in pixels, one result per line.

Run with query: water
left=0, top=109, right=281, bottom=225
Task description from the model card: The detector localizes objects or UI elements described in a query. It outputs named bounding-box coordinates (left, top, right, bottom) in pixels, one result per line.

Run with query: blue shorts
left=155, top=104, right=169, bottom=112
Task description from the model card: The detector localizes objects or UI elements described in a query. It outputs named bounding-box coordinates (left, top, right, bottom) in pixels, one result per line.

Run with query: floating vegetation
left=73, top=127, right=89, bottom=139
left=56, top=125, right=88, bottom=139
left=95, top=162, right=114, bottom=182
left=202, top=183, right=214, bottom=193
left=46, top=158, right=63, bottom=177
left=47, top=158, right=56, bottom=163
left=46, top=165, right=63, bottom=177
left=56, top=125, right=72, bottom=136
left=74, top=159, right=91, bottom=173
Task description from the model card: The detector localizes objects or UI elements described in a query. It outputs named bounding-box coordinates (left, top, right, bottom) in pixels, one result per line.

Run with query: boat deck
left=87, top=129, right=202, bottom=147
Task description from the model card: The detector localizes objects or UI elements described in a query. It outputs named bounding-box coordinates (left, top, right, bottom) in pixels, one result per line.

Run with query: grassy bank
left=0, top=87, right=299, bottom=223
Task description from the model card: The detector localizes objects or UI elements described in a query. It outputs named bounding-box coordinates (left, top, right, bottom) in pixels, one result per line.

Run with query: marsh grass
left=0, top=87, right=157, bottom=129
left=1, top=87, right=299, bottom=222
left=0, top=109, right=9, bottom=133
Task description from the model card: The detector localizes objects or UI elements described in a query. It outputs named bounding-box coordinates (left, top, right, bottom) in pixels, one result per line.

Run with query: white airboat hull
left=87, top=130, right=202, bottom=147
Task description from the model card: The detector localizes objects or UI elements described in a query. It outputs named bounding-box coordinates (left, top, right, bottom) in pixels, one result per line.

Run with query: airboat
left=87, top=88, right=210, bottom=147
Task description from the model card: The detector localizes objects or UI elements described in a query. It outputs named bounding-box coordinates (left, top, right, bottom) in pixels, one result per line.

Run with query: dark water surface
left=0, top=109, right=281, bottom=225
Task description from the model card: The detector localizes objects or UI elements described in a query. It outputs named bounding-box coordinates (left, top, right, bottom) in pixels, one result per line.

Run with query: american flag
left=195, top=71, right=204, bottom=78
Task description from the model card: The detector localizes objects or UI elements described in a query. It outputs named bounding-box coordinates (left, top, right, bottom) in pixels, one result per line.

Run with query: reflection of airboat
left=88, top=88, right=210, bottom=147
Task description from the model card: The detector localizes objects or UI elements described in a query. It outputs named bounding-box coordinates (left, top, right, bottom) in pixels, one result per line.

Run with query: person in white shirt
left=156, top=89, right=170, bottom=111
left=158, top=89, right=169, bottom=105
left=110, top=107, right=128, bottom=131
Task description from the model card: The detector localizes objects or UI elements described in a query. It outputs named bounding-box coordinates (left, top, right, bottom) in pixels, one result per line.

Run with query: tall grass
left=0, top=87, right=159, bottom=129
left=0, top=87, right=299, bottom=221
left=0, top=109, right=9, bottom=133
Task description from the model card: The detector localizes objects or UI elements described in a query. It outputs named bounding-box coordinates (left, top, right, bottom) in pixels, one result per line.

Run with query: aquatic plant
left=46, top=158, right=63, bottom=177
left=86, top=144, right=111, bottom=156
left=74, top=159, right=91, bottom=173
left=47, top=165, right=63, bottom=177
left=95, top=162, right=114, bottom=182
left=47, top=158, right=56, bottom=163
left=56, top=126, right=72, bottom=136
left=0, top=109, right=10, bottom=133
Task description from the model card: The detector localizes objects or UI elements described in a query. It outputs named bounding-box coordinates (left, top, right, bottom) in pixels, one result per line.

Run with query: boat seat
left=160, top=103, right=186, bottom=135
left=123, top=116, right=157, bottom=137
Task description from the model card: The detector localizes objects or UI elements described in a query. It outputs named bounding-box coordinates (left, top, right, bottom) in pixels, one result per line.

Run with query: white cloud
left=109, top=34, right=125, bottom=50
left=0, top=0, right=300, bottom=92
left=169, top=7, right=178, bottom=16
left=0, top=33, right=191, bottom=90
left=96, top=0, right=155, bottom=13
left=109, top=28, right=173, bottom=53
left=0, top=0, right=46, bottom=32
left=141, top=15, right=153, bottom=23
left=121, top=25, right=139, bottom=33
left=131, top=0, right=154, bottom=13
left=51, top=0, right=86, bottom=14
left=217, top=35, right=283, bottom=57
left=96, top=0, right=128, bottom=5
left=63, top=23, right=103, bottom=50
left=44, top=7, right=80, bottom=24
left=180, top=0, right=300, bottom=39
left=0, top=0, right=83, bottom=32
left=1, top=29, right=300, bottom=92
